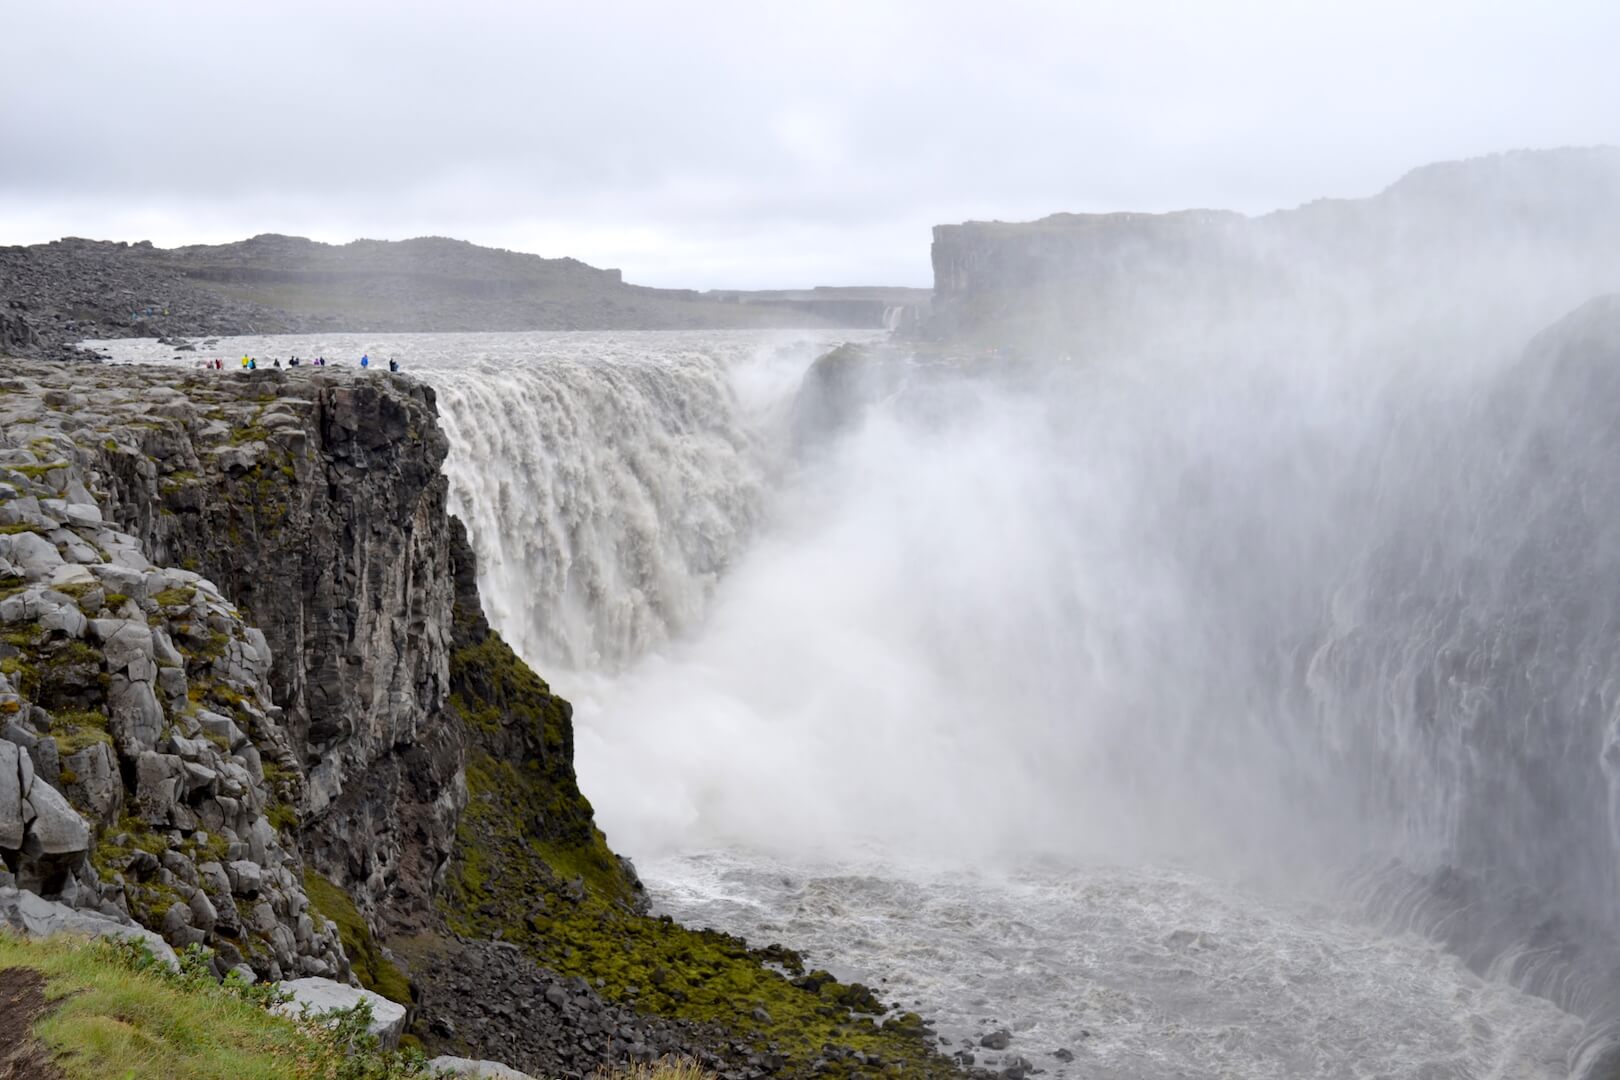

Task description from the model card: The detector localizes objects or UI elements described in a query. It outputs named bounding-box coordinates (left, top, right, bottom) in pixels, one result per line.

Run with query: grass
left=0, top=933, right=426, bottom=1079
left=0, top=932, right=720, bottom=1080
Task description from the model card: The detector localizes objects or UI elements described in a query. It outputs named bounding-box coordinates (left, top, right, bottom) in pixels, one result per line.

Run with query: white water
left=92, top=328, right=1602, bottom=1077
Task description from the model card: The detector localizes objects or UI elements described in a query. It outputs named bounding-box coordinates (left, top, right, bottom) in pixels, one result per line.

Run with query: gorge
left=6, top=146, right=1620, bottom=1080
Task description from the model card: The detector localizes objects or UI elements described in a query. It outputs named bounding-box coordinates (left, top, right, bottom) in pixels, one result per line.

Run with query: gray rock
left=981, top=1030, right=1012, bottom=1050
left=0, top=886, right=177, bottom=970
left=93, top=619, right=155, bottom=674
left=273, top=978, right=408, bottom=1047
left=426, top=1058, right=536, bottom=1079
left=110, top=676, right=165, bottom=753
left=0, top=742, right=23, bottom=849
left=64, top=503, right=102, bottom=526
left=38, top=602, right=87, bottom=638
left=161, top=900, right=192, bottom=937
left=4, top=531, right=62, bottom=577
left=22, top=779, right=89, bottom=855
left=90, top=564, right=149, bottom=602
left=48, top=563, right=95, bottom=588
left=134, top=751, right=185, bottom=825
left=63, top=742, right=121, bottom=823
left=188, top=889, right=218, bottom=933
left=227, top=859, right=263, bottom=897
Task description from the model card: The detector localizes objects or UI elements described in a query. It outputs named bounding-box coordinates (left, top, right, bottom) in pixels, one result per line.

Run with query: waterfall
left=427, top=332, right=857, bottom=671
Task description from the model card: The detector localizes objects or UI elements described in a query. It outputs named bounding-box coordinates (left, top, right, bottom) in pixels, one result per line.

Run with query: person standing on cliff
left=361, top=353, right=370, bottom=369
left=241, top=355, right=249, bottom=370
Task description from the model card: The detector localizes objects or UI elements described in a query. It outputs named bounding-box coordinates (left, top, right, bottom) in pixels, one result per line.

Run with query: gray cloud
left=2, top=0, right=1617, bottom=287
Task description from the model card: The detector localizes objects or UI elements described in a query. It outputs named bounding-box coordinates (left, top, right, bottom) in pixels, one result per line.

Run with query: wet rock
left=981, top=1030, right=1012, bottom=1050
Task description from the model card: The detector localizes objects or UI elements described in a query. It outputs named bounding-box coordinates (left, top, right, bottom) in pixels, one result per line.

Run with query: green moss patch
left=303, top=869, right=412, bottom=1006
left=440, top=629, right=953, bottom=1078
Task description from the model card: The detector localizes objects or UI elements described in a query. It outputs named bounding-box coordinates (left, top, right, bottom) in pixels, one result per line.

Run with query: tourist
left=361, top=353, right=370, bottom=369
left=248, top=357, right=257, bottom=371
left=241, top=355, right=249, bottom=369
left=273, top=358, right=282, bottom=369
left=388, top=357, right=399, bottom=372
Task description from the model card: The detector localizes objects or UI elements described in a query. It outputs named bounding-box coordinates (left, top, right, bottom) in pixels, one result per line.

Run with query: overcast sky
left=2, top=1, right=1617, bottom=289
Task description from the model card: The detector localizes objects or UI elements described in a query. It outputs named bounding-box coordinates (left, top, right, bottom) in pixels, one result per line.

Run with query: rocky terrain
left=0, top=234, right=867, bottom=361
left=0, top=359, right=960, bottom=1079
left=924, top=147, right=1620, bottom=355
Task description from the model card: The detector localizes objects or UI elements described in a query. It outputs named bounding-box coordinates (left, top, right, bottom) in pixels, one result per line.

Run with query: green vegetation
left=47, top=709, right=113, bottom=756
left=152, top=585, right=198, bottom=608
left=439, top=627, right=954, bottom=1078
left=0, top=933, right=436, bottom=1079
left=301, top=870, right=412, bottom=1007
left=12, top=460, right=69, bottom=479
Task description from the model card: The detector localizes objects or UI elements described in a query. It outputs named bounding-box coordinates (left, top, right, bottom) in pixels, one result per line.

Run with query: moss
left=440, top=627, right=953, bottom=1078
left=49, top=708, right=113, bottom=756
left=0, top=574, right=27, bottom=599
left=103, top=591, right=130, bottom=609
left=265, top=801, right=299, bottom=833
left=0, top=522, right=43, bottom=535
left=1, top=653, right=40, bottom=699
left=302, top=869, right=413, bottom=1006
left=12, top=461, right=68, bottom=479
left=152, top=586, right=197, bottom=608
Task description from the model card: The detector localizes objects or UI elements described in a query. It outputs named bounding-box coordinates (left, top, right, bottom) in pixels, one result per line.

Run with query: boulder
left=3, top=532, right=61, bottom=578
left=22, top=778, right=89, bottom=855
left=425, top=1058, right=536, bottom=1079
left=48, top=563, right=95, bottom=589
left=273, top=978, right=407, bottom=1047
left=0, top=886, right=177, bottom=970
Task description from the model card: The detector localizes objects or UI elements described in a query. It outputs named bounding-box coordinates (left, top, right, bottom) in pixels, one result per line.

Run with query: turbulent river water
left=94, top=326, right=1619, bottom=1078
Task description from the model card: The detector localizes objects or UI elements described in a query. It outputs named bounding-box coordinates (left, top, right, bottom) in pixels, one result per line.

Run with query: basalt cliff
left=0, top=360, right=955, bottom=1079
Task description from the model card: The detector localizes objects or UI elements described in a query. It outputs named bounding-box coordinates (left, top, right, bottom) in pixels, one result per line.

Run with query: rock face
left=926, top=147, right=1620, bottom=356
left=0, top=364, right=469, bottom=946
left=0, top=391, right=350, bottom=980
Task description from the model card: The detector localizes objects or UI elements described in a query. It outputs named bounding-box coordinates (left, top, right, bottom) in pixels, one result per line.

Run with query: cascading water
left=91, top=289, right=1620, bottom=1076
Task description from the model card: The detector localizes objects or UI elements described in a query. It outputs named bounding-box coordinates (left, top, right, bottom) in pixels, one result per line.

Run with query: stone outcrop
left=0, top=382, right=351, bottom=980
left=273, top=975, right=409, bottom=1047
left=0, top=884, right=177, bottom=970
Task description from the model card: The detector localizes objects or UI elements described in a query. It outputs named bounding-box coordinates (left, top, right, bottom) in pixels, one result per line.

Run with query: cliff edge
left=0, top=359, right=957, bottom=1080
